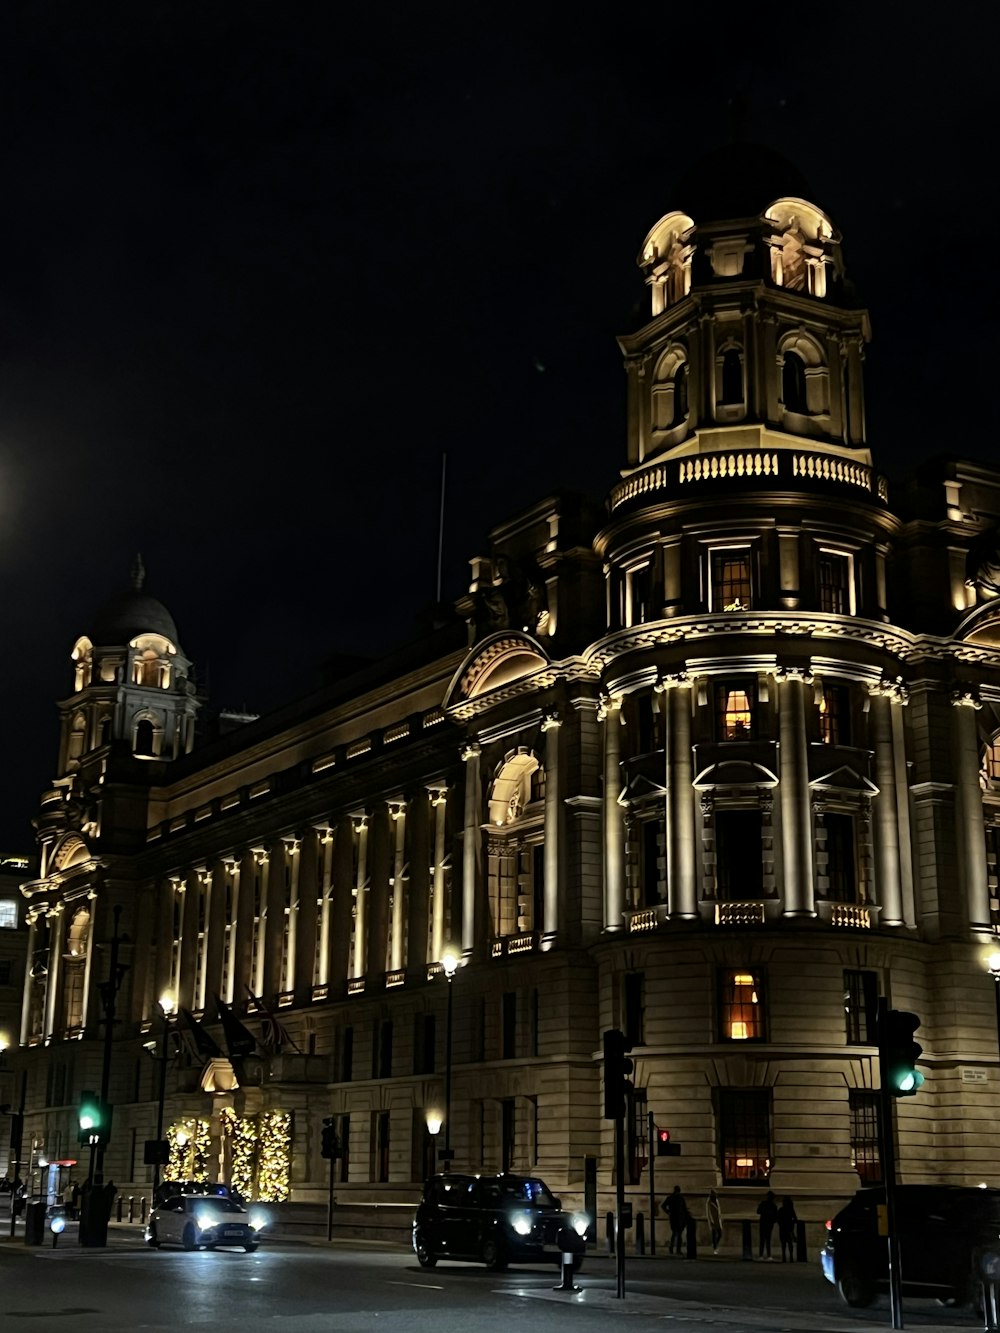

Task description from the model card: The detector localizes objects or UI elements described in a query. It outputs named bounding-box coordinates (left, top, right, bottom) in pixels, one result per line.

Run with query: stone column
left=179, top=869, right=199, bottom=1009
left=19, top=914, right=37, bottom=1044
left=262, top=843, right=284, bottom=1002
left=663, top=677, right=698, bottom=919
left=351, top=815, right=370, bottom=979
left=870, top=685, right=903, bottom=926
left=207, top=860, right=227, bottom=1011
left=330, top=816, right=353, bottom=989
left=601, top=697, right=625, bottom=932
left=367, top=803, right=391, bottom=980
left=222, top=858, right=242, bottom=1004
left=80, top=891, right=98, bottom=1034
left=891, top=699, right=917, bottom=928
left=407, top=787, right=431, bottom=974
left=155, top=877, right=175, bottom=1006
left=235, top=850, right=256, bottom=1002
left=952, top=689, right=991, bottom=931
left=461, top=742, right=482, bottom=956
left=428, top=786, right=449, bottom=962
left=43, top=906, right=64, bottom=1042
left=313, top=826, right=334, bottom=989
left=541, top=711, right=562, bottom=947
left=388, top=800, right=408, bottom=972
left=282, top=836, right=301, bottom=995
left=295, top=828, right=319, bottom=1000
left=761, top=315, right=779, bottom=422
left=778, top=669, right=816, bottom=916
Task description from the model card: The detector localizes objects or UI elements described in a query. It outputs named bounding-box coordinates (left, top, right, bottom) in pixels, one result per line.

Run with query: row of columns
left=600, top=669, right=929, bottom=930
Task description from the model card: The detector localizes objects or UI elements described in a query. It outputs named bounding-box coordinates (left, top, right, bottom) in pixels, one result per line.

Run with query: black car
left=412, top=1172, right=585, bottom=1271
left=822, top=1184, right=1000, bottom=1311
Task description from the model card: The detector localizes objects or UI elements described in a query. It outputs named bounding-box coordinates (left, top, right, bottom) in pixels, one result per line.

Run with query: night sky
left=0, top=5, right=996, bottom=849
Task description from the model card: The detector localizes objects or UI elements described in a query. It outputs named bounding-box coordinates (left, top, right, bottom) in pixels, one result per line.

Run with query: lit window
left=985, top=738, right=1000, bottom=784
left=716, top=680, right=755, bottom=740
left=819, top=684, right=850, bottom=746
left=711, top=551, right=752, bottom=612
left=0, top=900, right=17, bottom=929
left=818, top=551, right=853, bottom=615
left=719, top=1089, right=771, bottom=1185
left=719, top=969, right=764, bottom=1041
left=849, top=1091, right=882, bottom=1185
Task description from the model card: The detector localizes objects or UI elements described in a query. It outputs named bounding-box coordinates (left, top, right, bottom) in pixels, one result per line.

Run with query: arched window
left=672, top=362, right=689, bottom=427
left=721, top=348, right=743, bottom=405
left=134, top=718, right=156, bottom=756
left=651, top=346, right=690, bottom=437
left=782, top=351, right=808, bottom=414
left=68, top=713, right=87, bottom=762
left=99, top=717, right=111, bottom=747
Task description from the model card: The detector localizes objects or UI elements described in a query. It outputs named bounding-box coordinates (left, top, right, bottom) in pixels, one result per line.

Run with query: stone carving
left=965, top=527, right=1000, bottom=599
left=474, top=557, right=549, bottom=640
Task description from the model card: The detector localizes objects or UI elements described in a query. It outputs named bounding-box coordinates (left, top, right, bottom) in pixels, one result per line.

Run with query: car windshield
left=499, top=1177, right=557, bottom=1208
left=187, top=1197, right=245, bottom=1214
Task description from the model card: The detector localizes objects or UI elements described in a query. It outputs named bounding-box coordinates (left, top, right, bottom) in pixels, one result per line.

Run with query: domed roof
left=91, top=556, right=180, bottom=648
left=670, top=142, right=816, bottom=224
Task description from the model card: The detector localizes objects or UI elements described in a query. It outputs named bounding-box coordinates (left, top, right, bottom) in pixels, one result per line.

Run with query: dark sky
left=0, top=4, right=996, bottom=849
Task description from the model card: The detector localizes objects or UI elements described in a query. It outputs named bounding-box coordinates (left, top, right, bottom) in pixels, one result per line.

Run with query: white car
left=145, top=1193, right=266, bottom=1252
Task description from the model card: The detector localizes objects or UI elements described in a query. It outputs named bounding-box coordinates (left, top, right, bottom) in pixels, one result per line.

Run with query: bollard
left=742, top=1218, right=753, bottom=1260
left=128, top=1196, right=135, bottom=1223
left=795, top=1219, right=807, bottom=1263
left=606, top=1211, right=615, bottom=1255
left=140, top=1197, right=148, bottom=1224
left=636, top=1212, right=645, bottom=1255
left=553, top=1226, right=584, bottom=1293
left=686, top=1217, right=697, bottom=1260
left=116, top=1195, right=123, bottom=1222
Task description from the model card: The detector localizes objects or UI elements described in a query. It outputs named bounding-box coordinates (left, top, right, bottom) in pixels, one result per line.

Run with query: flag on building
left=214, top=994, right=260, bottom=1059
left=245, top=985, right=302, bottom=1053
left=175, top=1007, right=223, bottom=1062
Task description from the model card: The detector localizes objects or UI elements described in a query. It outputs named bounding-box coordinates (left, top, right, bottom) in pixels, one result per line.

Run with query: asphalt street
left=0, top=1225, right=980, bottom=1333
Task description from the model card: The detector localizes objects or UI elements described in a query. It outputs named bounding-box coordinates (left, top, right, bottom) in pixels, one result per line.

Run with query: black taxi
left=412, top=1172, right=585, bottom=1271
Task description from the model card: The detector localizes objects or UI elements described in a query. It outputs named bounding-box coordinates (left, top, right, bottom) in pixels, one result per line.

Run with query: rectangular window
left=341, top=1026, right=354, bottom=1082
left=641, top=820, right=661, bottom=906
left=818, top=550, right=853, bottom=615
left=624, top=972, right=645, bottom=1047
left=819, top=684, right=850, bottom=745
left=375, top=1020, right=393, bottom=1079
left=375, top=1110, right=390, bottom=1183
left=844, top=969, right=878, bottom=1045
left=625, top=563, right=653, bottom=626
left=531, top=842, right=545, bottom=934
left=627, top=1085, right=648, bottom=1185
left=0, top=959, right=11, bottom=986
left=719, top=969, right=765, bottom=1041
left=849, top=1090, right=882, bottom=1185
left=988, top=826, right=1000, bottom=929
left=711, top=549, right=752, bottom=612
left=501, top=1098, right=515, bottom=1173
left=475, top=997, right=487, bottom=1063
left=825, top=813, right=858, bottom=903
left=716, top=680, right=756, bottom=741
left=414, top=1013, right=436, bottom=1075
left=715, top=809, right=764, bottom=901
left=502, top=992, right=517, bottom=1060
left=0, top=900, right=17, bottom=929
left=529, top=988, right=539, bottom=1058
left=719, top=1089, right=771, bottom=1185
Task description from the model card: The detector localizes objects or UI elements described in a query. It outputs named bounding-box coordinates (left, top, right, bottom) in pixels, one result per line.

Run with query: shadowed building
left=11, top=147, right=1000, bottom=1237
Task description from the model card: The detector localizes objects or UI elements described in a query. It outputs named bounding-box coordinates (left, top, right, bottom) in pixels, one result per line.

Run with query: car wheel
left=415, top=1234, right=437, bottom=1268
left=146, top=1223, right=160, bottom=1250
left=243, top=1243, right=258, bottom=1253
left=182, top=1224, right=198, bottom=1252
left=482, top=1237, right=507, bottom=1271
left=837, top=1266, right=876, bottom=1308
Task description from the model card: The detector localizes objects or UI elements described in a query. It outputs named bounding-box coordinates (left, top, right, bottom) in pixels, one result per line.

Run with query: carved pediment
left=446, top=632, right=550, bottom=706
left=810, top=764, right=878, bottom=796
left=693, top=759, right=779, bottom=791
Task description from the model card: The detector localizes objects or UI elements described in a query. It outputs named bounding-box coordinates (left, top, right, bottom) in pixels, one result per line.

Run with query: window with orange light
left=719, top=969, right=765, bottom=1041
left=716, top=680, right=756, bottom=741
left=719, top=1089, right=771, bottom=1185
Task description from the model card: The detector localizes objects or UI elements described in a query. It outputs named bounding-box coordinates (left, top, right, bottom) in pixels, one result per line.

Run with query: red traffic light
left=658, top=1129, right=670, bottom=1144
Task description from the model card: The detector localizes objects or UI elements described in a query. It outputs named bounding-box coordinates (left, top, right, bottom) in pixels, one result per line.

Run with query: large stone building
left=11, top=146, right=1000, bottom=1236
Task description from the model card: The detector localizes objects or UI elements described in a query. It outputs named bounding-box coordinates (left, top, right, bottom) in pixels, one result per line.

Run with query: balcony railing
left=492, top=932, right=538, bottom=958
left=818, top=901, right=875, bottom=929
left=714, top=900, right=766, bottom=926
left=610, top=449, right=888, bottom=512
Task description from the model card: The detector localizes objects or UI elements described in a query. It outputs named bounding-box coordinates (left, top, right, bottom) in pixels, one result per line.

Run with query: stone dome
left=90, top=556, right=181, bottom=648
left=670, top=142, right=816, bottom=224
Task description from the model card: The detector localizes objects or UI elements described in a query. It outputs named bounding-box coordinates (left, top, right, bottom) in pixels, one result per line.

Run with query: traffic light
left=602, top=1028, right=633, bottom=1121
left=880, top=1008, right=925, bottom=1097
left=77, top=1091, right=109, bottom=1146
left=656, top=1127, right=681, bottom=1156
left=320, top=1117, right=338, bottom=1160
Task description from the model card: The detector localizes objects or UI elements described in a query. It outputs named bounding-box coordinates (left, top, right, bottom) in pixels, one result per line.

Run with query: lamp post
left=441, top=950, right=458, bottom=1169
left=425, top=1112, right=442, bottom=1181
left=151, top=994, right=174, bottom=1202
left=987, top=952, right=1000, bottom=1065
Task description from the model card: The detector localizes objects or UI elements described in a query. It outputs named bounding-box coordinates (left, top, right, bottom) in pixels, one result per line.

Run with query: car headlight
left=250, top=1210, right=268, bottom=1232
left=511, top=1212, right=533, bottom=1236
left=571, top=1212, right=590, bottom=1237
left=196, top=1211, right=215, bottom=1231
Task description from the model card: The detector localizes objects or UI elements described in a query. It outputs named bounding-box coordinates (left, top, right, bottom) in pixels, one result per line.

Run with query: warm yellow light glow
left=159, top=992, right=175, bottom=1016
left=0, top=1034, right=8, bottom=1053
left=441, top=950, right=459, bottom=978
left=426, top=1113, right=443, bottom=1136
left=176, top=1130, right=189, bottom=1147
left=730, top=1021, right=749, bottom=1040
left=987, top=951, right=1000, bottom=978
left=733, top=973, right=755, bottom=986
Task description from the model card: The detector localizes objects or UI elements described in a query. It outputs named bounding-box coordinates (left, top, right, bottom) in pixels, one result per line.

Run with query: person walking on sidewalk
left=757, top=1189, right=778, bottom=1259
left=706, top=1189, right=723, bottom=1255
left=663, top=1184, right=690, bottom=1254
left=777, top=1195, right=797, bottom=1262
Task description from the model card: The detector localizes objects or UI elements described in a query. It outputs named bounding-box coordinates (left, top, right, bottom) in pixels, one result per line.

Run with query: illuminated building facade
left=13, top=146, right=1000, bottom=1229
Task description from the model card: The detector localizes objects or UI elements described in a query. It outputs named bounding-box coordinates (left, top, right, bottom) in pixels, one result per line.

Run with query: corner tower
left=619, top=143, right=870, bottom=474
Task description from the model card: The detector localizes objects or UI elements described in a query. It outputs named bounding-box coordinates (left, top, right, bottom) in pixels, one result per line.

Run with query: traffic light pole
left=647, top=1110, right=656, bottom=1256
left=877, top=997, right=905, bottom=1330
left=615, top=1111, right=626, bottom=1298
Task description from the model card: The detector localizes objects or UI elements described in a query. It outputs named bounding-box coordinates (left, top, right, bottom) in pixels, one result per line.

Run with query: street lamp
left=151, top=994, right=174, bottom=1201
left=987, top=952, right=1000, bottom=1065
left=441, top=950, right=459, bottom=1169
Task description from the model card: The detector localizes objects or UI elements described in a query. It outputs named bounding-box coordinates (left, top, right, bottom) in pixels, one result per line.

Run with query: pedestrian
left=757, top=1189, right=778, bottom=1259
left=777, top=1195, right=797, bottom=1262
left=706, top=1188, right=723, bottom=1255
left=662, top=1184, right=689, bottom=1254
left=70, top=1180, right=81, bottom=1219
